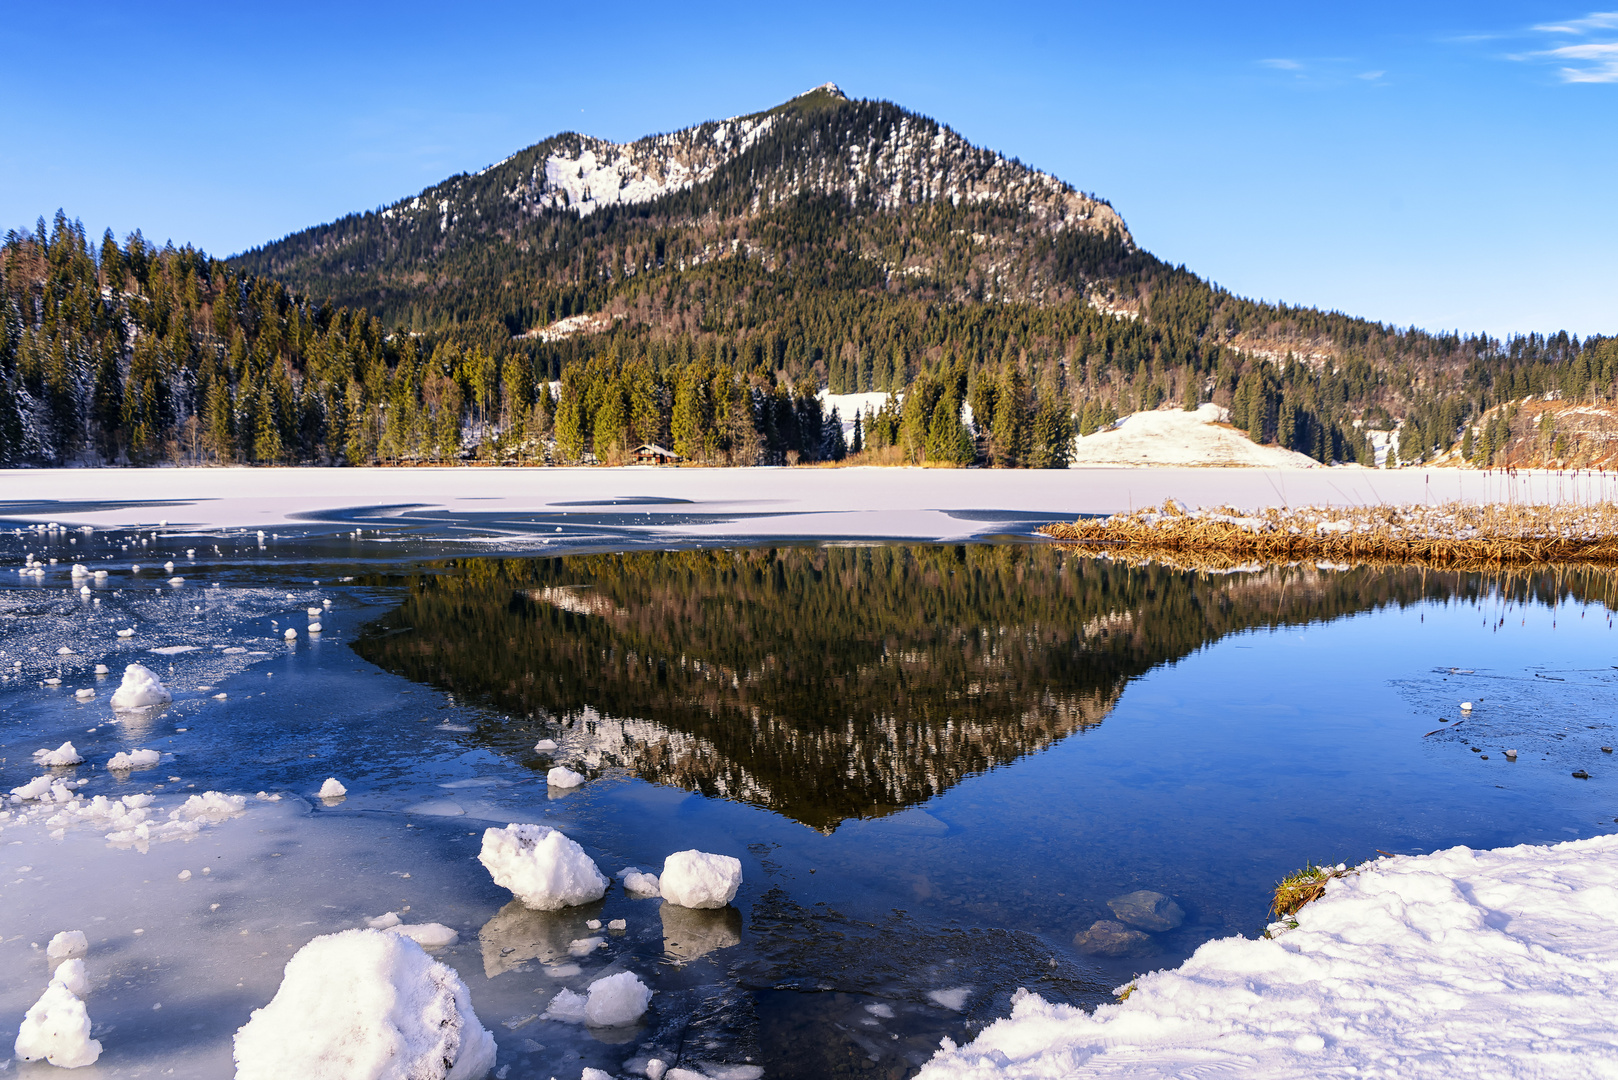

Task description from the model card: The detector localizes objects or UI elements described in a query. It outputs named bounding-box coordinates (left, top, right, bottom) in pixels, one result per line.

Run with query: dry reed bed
left=1040, top=502, right=1618, bottom=567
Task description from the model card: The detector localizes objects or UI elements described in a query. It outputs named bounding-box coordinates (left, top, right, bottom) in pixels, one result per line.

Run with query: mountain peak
left=797, top=82, right=847, bottom=101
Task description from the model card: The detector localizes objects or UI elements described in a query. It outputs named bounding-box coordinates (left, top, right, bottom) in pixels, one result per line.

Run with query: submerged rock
left=1107, top=890, right=1185, bottom=932
left=1074, top=919, right=1156, bottom=957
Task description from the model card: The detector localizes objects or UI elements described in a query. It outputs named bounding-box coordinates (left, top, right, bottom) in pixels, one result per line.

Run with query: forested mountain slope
left=2, top=85, right=1615, bottom=467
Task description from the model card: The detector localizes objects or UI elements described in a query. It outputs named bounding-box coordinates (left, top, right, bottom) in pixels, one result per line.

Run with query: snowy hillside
left=1070, top=405, right=1321, bottom=468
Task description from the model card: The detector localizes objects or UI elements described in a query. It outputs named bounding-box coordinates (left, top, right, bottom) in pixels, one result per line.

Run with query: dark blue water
left=1, top=528, right=1614, bottom=1079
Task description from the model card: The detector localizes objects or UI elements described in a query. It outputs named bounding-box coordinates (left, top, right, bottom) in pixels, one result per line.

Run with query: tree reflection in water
left=354, top=545, right=1608, bottom=831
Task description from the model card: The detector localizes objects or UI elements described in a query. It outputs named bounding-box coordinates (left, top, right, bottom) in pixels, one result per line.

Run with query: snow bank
left=109, top=663, right=171, bottom=709
left=477, top=823, right=608, bottom=910
left=659, top=850, right=742, bottom=909
left=233, top=928, right=495, bottom=1080
left=917, top=834, right=1618, bottom=1079
left=107, top=748, right=162, bottom=771
left=546, top=765, right=585, bottom=788
left=1069, top=405, right=1320, bottom=469
left=14, top=982, right=101, bottom=1068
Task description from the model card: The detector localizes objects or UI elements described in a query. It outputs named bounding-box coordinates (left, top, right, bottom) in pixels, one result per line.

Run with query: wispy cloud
left=1533, top=11, right=1618, bottom=34
left=1260, top=58, right=1302, bottom=70
left=1517, top=10, right=1618, bottom=82
left=1356, top=70, right=1386, bottom=81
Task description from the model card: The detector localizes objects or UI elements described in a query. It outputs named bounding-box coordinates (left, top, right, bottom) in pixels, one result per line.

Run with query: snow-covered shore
left=0, top=466, right=1608, bottom=541
left=919, top=834, right=1618, bottom=1079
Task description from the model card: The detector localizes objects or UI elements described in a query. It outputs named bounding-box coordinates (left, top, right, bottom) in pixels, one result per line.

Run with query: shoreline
left=1042, top=501, right=1618, bottom=569
left=917, top=833, right=1618, bottom=1079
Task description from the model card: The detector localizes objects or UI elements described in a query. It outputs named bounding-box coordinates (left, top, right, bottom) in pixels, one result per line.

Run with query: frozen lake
left=2, top=518, right=1615, bottom=1078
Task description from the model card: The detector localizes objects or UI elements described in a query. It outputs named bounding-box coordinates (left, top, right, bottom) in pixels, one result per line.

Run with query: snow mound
left=14, top=983, right=101, bottom=1068
left=232, top=928, right=495, bottom=1080
left=110, top=663, right=171, bottom=709
left=546, top=765, right=585, bottom=788
left=1069, top=404, right=1320, bottom=469
left=33, top=741, right=84, bottom=767
left=533, top=738, right=558, bottom=752
left=108, top=748, right=162, bottom=771
left=659, top=850, right=742, bottom=909
left=318, top=777, right=348, bottom=799
left=478, top=823, right=608, bottom=910
left=917, top=833, right=1618, bottom=1079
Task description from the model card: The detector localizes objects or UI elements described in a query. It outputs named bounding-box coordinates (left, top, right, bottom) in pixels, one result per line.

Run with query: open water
left=1, top=523, right=1614, bottom=1078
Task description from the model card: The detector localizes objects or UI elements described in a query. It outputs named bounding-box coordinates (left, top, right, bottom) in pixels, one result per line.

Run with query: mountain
left=234, top=83, right=1134, bottom=326
left=3, top=86, right=1615, bottom=469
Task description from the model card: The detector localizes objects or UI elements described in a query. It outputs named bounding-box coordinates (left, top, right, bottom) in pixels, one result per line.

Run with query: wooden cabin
left=633, top=443, right=680, bottom=466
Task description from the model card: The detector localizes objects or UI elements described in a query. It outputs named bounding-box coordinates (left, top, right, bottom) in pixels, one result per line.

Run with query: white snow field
left=1, top=465, right=1609, bottom=544
left=232, top=927, right=496, bottom=1080
left=1070, top=404, right=1321, bottom=468
left=917, top=834, right=1618, bottom=1079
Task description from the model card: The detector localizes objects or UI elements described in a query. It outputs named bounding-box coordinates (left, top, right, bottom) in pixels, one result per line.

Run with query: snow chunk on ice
left=543, top=973, right=653, bottom=1028
left=234, top=929, right=495, bottom=1080
left=110, top=663, right=171, bottom=709
left=170, top=791, right=247, bottom=823
left=33, top=741, right=84, bottom=767
left=533, top=739, right=558, bottom=752
left=542, top=988, right=588, bottom=1023
left=11, top=775, right=56, bottom=801
left=584, top=971, right=653, bottom=1027
left=660, top=850, right=742, bottom=909
left=367, top=912, right=403, bottom=929
left=51, top=957, right=89, bottom=996
left=108, top=748, right=162, bottom=771
left=386, top=922, right=459, bottom=950
left=47, top=930, right=89, bottom=960
left=14, top=983, right=101, bottom=1068
left=318, top=777, right=348, bottom=800
left=619, top=867, right=661, bottom=897
left=478, top=823, right=608, bottom=910
left=927, top=987, right=971, bottom=1012
left=546, top=766, right=585, bottom=788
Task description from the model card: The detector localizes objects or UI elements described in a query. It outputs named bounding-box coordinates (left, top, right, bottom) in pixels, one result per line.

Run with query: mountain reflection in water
left=354, top=545, right=1606, bottom=831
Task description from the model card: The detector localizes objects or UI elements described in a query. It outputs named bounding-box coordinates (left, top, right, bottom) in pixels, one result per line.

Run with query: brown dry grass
left=1041, top=501, right=1618, bottom=568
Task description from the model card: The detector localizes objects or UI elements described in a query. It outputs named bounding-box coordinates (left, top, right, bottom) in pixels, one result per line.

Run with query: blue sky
left=3, top=2, right=1612, bottom=338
